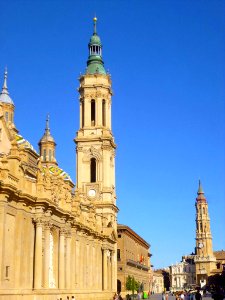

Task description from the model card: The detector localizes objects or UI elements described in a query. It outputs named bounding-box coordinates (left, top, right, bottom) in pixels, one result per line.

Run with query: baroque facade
left=169, top=256, right=195, bottom=292
left=151, top=271, right=164, bottom=294
left=0, top=18, right=118, bottom=300
left=117, top=224, right=151, bottom=295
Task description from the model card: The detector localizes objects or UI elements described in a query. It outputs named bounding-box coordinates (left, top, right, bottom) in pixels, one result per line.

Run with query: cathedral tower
left=194, top=181, right=216, bottom=286
left=75, top=17, right=118, bottom=232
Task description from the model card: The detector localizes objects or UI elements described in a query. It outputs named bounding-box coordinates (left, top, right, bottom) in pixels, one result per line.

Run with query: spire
left=3, top=68, right=8, bottom=92
left=198, top=180, right=204, bottom=194
left=0, top=68, right=14, bottom=104
left=39, top=114, right=55, bottom=144
left=197, top=180, right=206, bottom=201
left=86, top=17, right=106, bottom=75
left=45, top=114, right=50, bottom=134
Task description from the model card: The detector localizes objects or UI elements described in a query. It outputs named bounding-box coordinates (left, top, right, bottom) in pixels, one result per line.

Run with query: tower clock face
left=88, top=189, right=96, bottom=197
left=198, top=242, right=204, bottom=248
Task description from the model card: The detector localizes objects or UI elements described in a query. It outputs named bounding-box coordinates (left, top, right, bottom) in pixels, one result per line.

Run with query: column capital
left=44, top=221, right=53, bottom=230
left=34, top=217, right=44, bottom=226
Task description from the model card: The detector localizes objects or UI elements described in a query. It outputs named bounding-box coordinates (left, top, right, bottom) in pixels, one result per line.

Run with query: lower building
left=152, top=271, right=164, bottom=293
left=117, top=224, right=152, bottom=295
left=169, top=256, right=196, bottom=292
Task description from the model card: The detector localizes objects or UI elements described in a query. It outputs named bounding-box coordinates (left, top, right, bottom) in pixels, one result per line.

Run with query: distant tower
left=194, top=181, right=216, bottom=286
left=75, top=17, right=118, bottom=230
left=0, top=69, right=17, bottom=132
left=38, top=115, right=57, bottom=164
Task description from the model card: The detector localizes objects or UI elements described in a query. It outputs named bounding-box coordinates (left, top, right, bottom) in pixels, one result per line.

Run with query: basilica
left=0, top=18, right=118, bottom=300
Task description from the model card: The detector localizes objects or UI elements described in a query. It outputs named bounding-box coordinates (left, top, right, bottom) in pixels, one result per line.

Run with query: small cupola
left=38, top=115, right=57, bottom=164
left=0, top=68, right=14, bottom=105
left=0, top=69, right=15, bottom=126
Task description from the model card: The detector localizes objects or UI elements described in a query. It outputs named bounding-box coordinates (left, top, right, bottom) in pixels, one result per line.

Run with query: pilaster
left=34, top=218, right=43, bottom=289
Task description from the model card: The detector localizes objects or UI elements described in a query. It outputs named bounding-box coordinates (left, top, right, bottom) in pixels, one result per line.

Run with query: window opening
left=43, top=149, right=46, bottom=161
left=90, top=158, right=96, bottom=182
left=102, top=99, right=106, bottom=126
left=49, top=150, right=52, bottom=161
left=91, top=100, right=95, bottom=126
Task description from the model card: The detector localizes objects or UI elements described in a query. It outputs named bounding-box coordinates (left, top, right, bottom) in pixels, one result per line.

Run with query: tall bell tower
left=75, top=18, right=117, bottom=232
left=194, top=181, right=216, bottom=286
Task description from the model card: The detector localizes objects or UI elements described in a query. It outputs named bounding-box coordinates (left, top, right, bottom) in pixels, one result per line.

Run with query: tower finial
left=93, top=16, right=97, bottom=34
left=46, top=114, right=50, bottom=130
left=198, top=179, right=204, bottom=194
left=3, top=67, right=8, bottom=90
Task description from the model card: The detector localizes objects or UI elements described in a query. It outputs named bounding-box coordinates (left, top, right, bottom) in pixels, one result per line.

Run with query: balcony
left=126, top=259, right=150, bottom=271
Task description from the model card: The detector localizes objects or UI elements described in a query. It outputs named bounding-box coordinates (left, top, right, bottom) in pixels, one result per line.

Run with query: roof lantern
left=86, top=17, right=106, bottom=75
left=0, top=68, right=14, bottom=105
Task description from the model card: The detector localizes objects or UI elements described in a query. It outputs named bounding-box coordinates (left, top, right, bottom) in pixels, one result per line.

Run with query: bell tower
left=75, top=18, right=117, bottom=231
left=194, top=181, right=216, bottom=286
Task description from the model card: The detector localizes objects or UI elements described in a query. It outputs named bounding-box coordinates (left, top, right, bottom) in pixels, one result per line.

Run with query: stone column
left=71, top=228, right=76, bottom=288
left=102, top=248, right=108, bottom=290
left=65, top=232, right=71, bottom=289
left=43, top=222, right=51, bottom=288
left=59, top=228, right=65, bottom=289
left=34, top=219, right=43, bottom=289
left=75, top=238, right=80, bottom=288
left=111, top=250, right=116, bottom=291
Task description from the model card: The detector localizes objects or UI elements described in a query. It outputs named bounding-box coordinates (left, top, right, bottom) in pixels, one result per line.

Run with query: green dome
left=89, top=34, right=101, bottom=46
left=86, top=62, right=106, bottom=75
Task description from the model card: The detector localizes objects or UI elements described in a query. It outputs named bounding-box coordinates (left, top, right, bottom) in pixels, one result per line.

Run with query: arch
left=90, top=157, right=96, bottom=182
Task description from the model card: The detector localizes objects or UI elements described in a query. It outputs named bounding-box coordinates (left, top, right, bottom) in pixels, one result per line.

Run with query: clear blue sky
left=1, top=0, right=225, bottom=269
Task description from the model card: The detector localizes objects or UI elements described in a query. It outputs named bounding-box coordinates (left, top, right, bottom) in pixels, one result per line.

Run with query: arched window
left=203, top=207, right=205, bottom=214
left=91, top=100, right=95, bottom=126
left=102, top=99, right=106, bottom=126
left=90, top=158, right=96, bottom=182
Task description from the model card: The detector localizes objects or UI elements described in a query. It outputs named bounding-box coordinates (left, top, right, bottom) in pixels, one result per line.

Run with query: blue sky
left=1, top=0, right=225, bottom=269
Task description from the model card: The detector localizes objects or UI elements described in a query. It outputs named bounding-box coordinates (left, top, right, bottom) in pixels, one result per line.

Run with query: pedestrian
left=180, top=292, right=185, bottom=300
left=162, top=292, right=166, bottom=300
left=166, top=293, right=169, bottom=300
left=195, top=289, right=202, bottom=300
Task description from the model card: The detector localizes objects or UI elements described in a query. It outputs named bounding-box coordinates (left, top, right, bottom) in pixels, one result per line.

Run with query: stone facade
left=152, top=271, right=164, bottom=293
left=169, top=256, right=195, bottom=292
left=0, top=19, right=118, bottom=300
left=117, top=224, right=151, bottom=295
